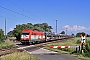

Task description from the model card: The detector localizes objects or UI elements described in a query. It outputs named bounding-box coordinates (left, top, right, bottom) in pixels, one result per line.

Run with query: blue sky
left=0, top=0, right=90, bottom=35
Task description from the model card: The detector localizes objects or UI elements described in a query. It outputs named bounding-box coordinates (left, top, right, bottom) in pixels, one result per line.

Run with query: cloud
left=9, top=28, right=13, bottom=31
left=63, top=25, right=90, bottom=31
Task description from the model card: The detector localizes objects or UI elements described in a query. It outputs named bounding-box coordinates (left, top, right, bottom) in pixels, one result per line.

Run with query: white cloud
left=63, top=25, right=90, bottom=31
left=63, top=25, right=71, bottom=30
left=9, top=28, right=13, bottom=31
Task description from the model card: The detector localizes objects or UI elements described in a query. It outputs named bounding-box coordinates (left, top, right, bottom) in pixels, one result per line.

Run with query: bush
left=0, top=41, right=15, bottom=49
left=83, top=40, right=90, bottom=57
left=0, top=29, right=5, bottom=42
left=76, top=39, right=81, bottom=44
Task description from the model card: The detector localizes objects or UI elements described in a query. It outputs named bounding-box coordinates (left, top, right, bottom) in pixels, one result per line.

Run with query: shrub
left=76, top=39, right=81, bottom=44
left=0, top=29, right=5, bottom=42
left=0, top=41, right=15, bottom=49
left=83, top=40, right=90, bottom=57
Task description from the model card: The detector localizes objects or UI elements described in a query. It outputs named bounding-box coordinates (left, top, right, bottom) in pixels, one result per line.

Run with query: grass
left=0, top=41, right=15, bottom=49
left=45, top=37, right=90, bottom=60
left=45, top=37, right=80, bottom=53
left=0, top=40, right=39, bottom=60
left=1, top=51, right=40, bottom=60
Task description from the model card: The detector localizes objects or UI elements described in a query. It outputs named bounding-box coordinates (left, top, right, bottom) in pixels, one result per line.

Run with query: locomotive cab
left=21, top=32, right=30, bottom=40
left=20, top=29, right=32, bottom=44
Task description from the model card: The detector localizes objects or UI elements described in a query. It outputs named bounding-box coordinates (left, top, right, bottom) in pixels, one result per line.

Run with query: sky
left=0, top=0, right=90, bottom=35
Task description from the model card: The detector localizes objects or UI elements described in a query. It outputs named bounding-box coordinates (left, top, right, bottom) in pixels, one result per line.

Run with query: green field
left=45, top=37, right=90, bottom=60
left=1, top=51, right=40, bottom=60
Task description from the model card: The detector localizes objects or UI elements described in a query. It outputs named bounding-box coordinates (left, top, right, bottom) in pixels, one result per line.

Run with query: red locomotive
left=20, top=29, right=45, bottom=44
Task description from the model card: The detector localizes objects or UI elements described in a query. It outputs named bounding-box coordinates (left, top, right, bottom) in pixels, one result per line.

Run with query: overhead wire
left=0, top=15, right=24, bottom=22
left=0, top=10, right=28, bottom=23
left=0, top=10, right=20, bottom=20
left=0, top=5, right=41, bottom=22
left=7, top=0, right=41, bottom=20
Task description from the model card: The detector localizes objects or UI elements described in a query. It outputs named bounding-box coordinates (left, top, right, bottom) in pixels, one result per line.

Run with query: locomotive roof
left=22, top=29, right=44, bottom=33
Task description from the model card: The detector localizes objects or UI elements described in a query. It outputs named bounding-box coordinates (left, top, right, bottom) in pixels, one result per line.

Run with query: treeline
left=7, top=23, right=52, bottom=40
left=76, top=32, right=90, bottom=37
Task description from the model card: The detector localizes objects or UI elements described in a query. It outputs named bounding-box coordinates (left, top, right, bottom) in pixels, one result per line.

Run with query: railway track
left=19, top=37, right=73, bottom=52
left=35, top=37, right=72, bottom=47
left=0, top=48, right=24, bottom=57
left=0, top=37, right=73, bottom=57
left=0, top=45, right=24, bottom=58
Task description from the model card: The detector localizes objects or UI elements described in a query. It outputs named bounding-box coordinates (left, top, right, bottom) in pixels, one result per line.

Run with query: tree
left=33, top=23, right=52, bottom=32
left=76, top=32, right=86, bottom=37
left=71, top=33, right=74, bottom=36
left=26, top=23, right=33, bottom=30
left=42, top=23, right=52, bottom=32
left=33, top=24, right=43, bottom=31
left=0, top=29, right=5, bottom=42
left=86, top=34, right=90, bottom=37
left=7, top=31, right=14, bottom=37
left=60, top=31, right=65, bottom=34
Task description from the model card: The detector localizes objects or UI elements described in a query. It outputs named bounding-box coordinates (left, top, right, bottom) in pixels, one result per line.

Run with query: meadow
left=45, top=37, right=90, bottom=60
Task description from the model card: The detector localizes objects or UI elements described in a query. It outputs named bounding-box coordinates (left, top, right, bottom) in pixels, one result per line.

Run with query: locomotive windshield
left=21, top=32, right=29, bottom=38
left=22, top=32, right=29, bottom=35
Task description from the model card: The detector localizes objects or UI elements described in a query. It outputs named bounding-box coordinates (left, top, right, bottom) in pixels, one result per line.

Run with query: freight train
left=20, top=29, right=69, bottom=44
